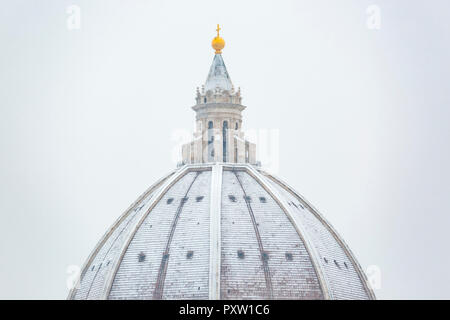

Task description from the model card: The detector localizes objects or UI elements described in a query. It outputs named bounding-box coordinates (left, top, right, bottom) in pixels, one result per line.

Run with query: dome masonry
left=68, top=26, right=375, bottom=300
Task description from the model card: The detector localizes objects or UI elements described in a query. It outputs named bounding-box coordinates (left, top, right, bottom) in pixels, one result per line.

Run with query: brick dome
left=69, top=164, right=374, bottom=300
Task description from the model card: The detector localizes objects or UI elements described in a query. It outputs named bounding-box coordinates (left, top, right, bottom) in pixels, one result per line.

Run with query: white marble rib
left=208, top=164, right=223, bottom=299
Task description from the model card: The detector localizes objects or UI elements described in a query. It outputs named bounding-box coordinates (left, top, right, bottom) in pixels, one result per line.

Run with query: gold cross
left=216, top=24, right=221, bottom=37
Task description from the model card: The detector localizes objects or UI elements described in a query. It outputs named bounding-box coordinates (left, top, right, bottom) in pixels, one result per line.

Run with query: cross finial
left=216, top=24, right=221, bottom=37
left=212, top=24, right=225, bottom=54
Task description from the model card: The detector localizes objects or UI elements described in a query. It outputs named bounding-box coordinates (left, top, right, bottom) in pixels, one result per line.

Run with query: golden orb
left=212, top=24, right=225, bottom=54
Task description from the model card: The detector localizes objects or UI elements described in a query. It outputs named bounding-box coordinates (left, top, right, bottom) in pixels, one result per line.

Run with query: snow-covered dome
left=68, top=26, right=374, bottom=300
left=69, top=164, right=374, bottom=300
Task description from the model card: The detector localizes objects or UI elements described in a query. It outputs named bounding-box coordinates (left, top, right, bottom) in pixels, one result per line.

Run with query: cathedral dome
left=69, top=165, right=374, bottom=300
left=68, top=27, right=374, bottom=300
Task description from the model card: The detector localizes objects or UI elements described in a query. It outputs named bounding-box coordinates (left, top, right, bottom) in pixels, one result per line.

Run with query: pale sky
left=1, top=0, right=449, bottom=299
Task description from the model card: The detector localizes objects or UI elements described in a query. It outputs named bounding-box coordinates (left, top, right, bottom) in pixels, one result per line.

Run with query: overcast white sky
left=1, top=0, right=449, bottom=299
